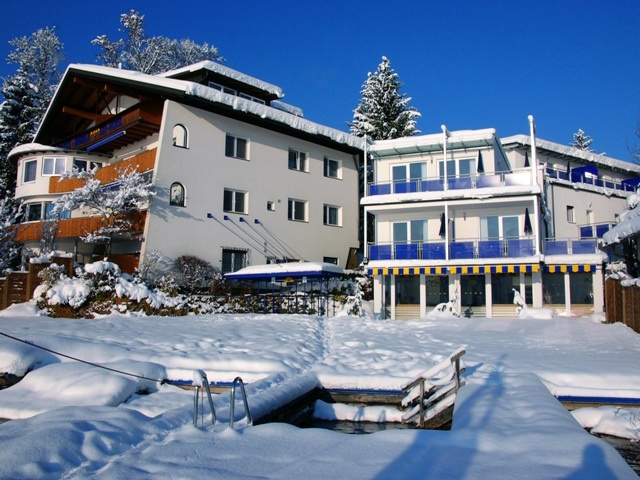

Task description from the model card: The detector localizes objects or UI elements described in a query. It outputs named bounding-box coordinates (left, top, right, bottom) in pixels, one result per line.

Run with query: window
left=480, top=215, right=519, bottom=239
left=439, top=158, right=476, bottom=178
left=323, top=205, right=341, bottom=226
left=288, top=149, right=307, bottom=172
left=170, top=182, right=186, bottom=207
left=267, top=201, right=276, bottom=212
left=172, top=124, right=188, bottom=148
left=42, top=157, right=66, bottom=176
left=223, top=188, right=247, bottom=214
left=324, top=157, right=341, bottom=178
left=209, top=82, right=237, bottom=95
left=26, top=203, right=42, bottom=222
left=323, top=256, right=339, bottom=265
left=393, top=220, right=427, bottom=243
left=288, top=198, right=307, bottom=222
left=23, top=159, right=37, bottom=183
left=225, top=134, right=248, bottom=159
left=222, top=248, right=248, bottom=273
left=567, top=206, right=575, bottom=223
left=392, top=162, right=426, bottom=192
left=72, top=159, right=103, bottom=172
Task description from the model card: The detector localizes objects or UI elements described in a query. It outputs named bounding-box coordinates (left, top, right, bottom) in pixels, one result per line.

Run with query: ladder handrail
left=193, top=369, right=216, bottom=428
left=229, top=376, right=253, bottom=428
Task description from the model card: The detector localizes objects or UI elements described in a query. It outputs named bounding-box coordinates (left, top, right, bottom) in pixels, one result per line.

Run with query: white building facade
left=363, top=121, right=640, bottom=319
left=10, top=62, right=363, bottom=273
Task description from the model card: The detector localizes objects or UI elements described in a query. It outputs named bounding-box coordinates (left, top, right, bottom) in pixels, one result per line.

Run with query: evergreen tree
left=93, top=10, right=223, bottom=75
left=348, top=56, right=421, bottom=140
left=571, top=129, right=593, bottom=152
left=0, top=27, right=63, bottom=198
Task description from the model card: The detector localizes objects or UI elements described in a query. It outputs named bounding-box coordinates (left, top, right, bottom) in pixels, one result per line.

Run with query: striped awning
left=368, top=264, right=539, bottom=276
left=543, top=264, right=595, bottom=273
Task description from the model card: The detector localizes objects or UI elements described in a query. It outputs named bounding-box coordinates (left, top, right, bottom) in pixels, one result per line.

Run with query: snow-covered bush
left=172, top=255, right=216, bottom=294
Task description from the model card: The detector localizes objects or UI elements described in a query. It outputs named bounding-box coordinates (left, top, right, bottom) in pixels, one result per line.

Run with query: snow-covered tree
left=0, top=197, right=21, bottom=270
left=571, top=129, right=593, bottom=151
left=0, top=27, right=63, bottom=198
left=50, top=166, right=155, bottom=254
left=92, top=10, right=223, bottom=75
left=348, top=56, right=421, bottom=140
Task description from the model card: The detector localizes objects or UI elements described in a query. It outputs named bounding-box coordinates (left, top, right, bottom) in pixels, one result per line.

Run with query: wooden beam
left=61, top=106, right=111, bottom=123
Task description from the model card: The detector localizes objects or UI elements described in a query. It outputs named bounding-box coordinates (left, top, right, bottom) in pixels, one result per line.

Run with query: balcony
left=543, top=238, right=598, bottom=255
left=545, top=166, right=638, bottom=192
left=369, top=237, right=537, bottom=261
left=55, top=102, right=162, bottom=154
left=15, top=211, right=147, bottom=242
left=368, top=170, right=532, bottom=196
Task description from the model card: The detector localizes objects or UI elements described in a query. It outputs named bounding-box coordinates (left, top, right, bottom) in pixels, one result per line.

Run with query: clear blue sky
left=2, top=0, right=639, bottom=161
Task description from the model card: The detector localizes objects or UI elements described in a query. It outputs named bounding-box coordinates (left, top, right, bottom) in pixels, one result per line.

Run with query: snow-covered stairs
left=400, top=347, right=466, bottom=428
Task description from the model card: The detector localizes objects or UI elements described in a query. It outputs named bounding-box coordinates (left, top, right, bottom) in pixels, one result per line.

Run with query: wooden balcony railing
left=49, top=148, right=156, bottom=194
left=15, top=211, right=147, bottom=242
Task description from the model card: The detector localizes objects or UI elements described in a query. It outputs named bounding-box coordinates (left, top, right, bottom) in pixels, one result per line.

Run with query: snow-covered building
left=363, top=119, right=640, bottom=318
left=10, top=61, right=363, bottom=273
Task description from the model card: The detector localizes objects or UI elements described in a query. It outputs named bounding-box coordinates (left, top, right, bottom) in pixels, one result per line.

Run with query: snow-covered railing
left=368, top=170, right=533, bottom=196
left=400, top=347, right=466, bottom=428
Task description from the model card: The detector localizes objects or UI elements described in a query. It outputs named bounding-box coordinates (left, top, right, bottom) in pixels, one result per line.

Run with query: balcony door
left=480, top=215, right=519, bottom=240
left=393, top=220, right=427, bottom=259
left=392, top=162, right=426, bottom=193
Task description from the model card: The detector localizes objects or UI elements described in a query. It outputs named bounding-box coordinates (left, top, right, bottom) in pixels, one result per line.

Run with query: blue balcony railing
left=546, top=167, right=637, bottom=192
left=368, top=170, right=532, bottom=196
left=543, top=238, right=598, bottom=255
left=368, top=238, right=537, bottom=261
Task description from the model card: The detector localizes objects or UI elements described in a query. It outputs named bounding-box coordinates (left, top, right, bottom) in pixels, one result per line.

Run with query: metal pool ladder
left=229, top=376, right=253, bottom=428
left=193, top=369, right=216, bottom=428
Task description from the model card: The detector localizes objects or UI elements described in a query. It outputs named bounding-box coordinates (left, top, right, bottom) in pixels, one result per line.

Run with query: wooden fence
left=605, top=278, right=640, bottom=333
left=0, top=256, right=74, bottom=310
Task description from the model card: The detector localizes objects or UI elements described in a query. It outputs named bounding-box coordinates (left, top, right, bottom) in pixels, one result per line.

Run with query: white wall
left=143, top=101, right=360, bottom=270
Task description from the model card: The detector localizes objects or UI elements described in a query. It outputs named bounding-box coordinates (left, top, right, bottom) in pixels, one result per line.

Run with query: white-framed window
left=323, top=204, right=341, bottom=226
left=24, top=202, right=70, bottom=222
left=480, top=215, right=519, bottom=239
left=209, top=82, right=237, bottom=95
left=223, top=188, right=247, bottom=214
left=172, top=124, right=188, bottom=148
left=288, top=149, right=307, bottom=172
left=72, top=159, right=103, bottom=172
left=225, top=134, right=248, bottom=160
left=26, top=203, right=42, bottom=222
left=221, top=247, right=248, bottom=273
left=324, top=157, right=341, bottom=179
left=170, top=182, right=186, bottom=207
left=393, top=219, right=427, bottom=243
left=288, top=198, right=307, bottom=222
left=439, top=158, right=476, bottom=178
left=567, top=205, right=575, bottom=224
left=42, top=157, right=66, bottom=176
left=23, top=159, right=37, bottom=183
left=267, top=201, right=276, bottom=212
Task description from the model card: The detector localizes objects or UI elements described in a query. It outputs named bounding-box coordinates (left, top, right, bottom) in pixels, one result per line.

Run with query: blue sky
left=1, top=0, right=639, bottom=161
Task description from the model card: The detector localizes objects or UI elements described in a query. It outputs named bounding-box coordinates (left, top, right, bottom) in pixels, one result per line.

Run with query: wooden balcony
left=15, top=211, right=147, bottom=242
left=55, top=102, right=163, bottom=154
left=49, top=148, right=157, bottom=194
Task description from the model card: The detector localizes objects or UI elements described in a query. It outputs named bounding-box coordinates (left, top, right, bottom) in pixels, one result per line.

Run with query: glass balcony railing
left=545, top=167, right=637, bottom=192
left=543, top=238, right=598, bottom=255
left=368, top=237, right=537, bottom=261
left=368, top=171, right=533, bottom=196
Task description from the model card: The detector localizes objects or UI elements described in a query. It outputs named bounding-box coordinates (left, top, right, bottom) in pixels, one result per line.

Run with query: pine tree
left=348, top=56, right=421, bottom=140
left=0, top=27, right=63, bottom=198
left=92, top=10, right=223, bottom=75
left=571, top=129, right=593, bottom=152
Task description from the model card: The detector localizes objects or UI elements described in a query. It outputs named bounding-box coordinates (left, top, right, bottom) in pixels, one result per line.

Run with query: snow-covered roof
left=370, top=128, right=499, bottom=157
left=7, top=142, right=111, bottom=161
left=42, top=64, right=363, bottom=152
left=225, top=262, right=344, bottom=280
left=502, top=134, right=640, bottom=174
left=158, top=60, right=284, bottom=98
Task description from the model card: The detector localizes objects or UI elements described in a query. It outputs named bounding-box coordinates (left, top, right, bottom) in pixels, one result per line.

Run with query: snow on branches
left=50, top=165, right=155, bottom=251
left=349, top=56, right=421, bottom=140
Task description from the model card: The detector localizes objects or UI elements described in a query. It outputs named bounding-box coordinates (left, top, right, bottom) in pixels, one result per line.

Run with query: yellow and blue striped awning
left=368, top=264, right=539, bottom=276
left=544, top=264, right=595, bottom=273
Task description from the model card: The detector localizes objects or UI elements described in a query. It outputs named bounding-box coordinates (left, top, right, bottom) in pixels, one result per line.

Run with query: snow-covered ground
left=0, top=303, right=639, bottom=479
